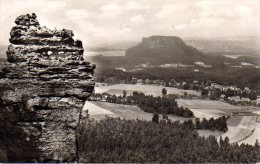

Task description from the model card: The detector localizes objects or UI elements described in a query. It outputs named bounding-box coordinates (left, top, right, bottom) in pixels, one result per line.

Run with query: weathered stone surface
left=0, top=13, right=95, bottom=162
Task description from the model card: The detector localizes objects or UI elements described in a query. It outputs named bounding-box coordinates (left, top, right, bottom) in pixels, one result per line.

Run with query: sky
left=0, top=0, right=259, bottom=46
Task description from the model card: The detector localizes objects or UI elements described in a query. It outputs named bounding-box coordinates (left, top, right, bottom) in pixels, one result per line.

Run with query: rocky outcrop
left=125, top=35, right=206, bottom=64
left=0, top=13, right=95, bottom=162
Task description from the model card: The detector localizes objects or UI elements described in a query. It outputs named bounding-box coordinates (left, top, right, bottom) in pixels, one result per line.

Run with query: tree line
left=152, top=113, right=228, bottom=132
left=195, top=116, right=228, bottom=132
left=105, top=91, right=194, bottom=117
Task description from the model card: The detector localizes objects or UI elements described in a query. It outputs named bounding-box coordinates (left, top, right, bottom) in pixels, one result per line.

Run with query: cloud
left=66, top=9, right=90, bottom=20
left=0, top=0, right=259, bottom=45
left=175, top=24, right=187, bottom=31
left=156, top=4, right=185, bottom=19
left=101, top=3, right=121, bottom=12
left=234, top=5, right=253, bottom=17
left=46, top=0, right=67, bottom=10
left=130, top=15, right=145, bottom=23
left=118, top=26, right=131, bottom=34
left=98, top=4, right=123, bottom=19
left=125, top=1, right=144, bottom=10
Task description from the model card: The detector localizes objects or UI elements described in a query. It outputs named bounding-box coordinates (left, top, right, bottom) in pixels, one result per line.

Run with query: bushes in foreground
left=77, top=117, right=260, bottom=163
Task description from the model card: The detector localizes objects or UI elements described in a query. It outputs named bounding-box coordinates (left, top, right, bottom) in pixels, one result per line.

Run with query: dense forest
left=77, top=117, right=260, bottom=163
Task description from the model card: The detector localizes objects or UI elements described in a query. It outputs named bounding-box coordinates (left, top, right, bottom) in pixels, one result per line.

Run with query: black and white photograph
left=0, top=0, right=259, bottom=162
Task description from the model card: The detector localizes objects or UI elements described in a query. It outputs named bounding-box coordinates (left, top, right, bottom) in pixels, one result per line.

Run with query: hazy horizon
left=0, top=0, right=260, bottom=46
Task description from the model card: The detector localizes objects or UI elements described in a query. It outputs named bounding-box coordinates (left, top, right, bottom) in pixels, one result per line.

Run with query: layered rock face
left=0, top=13, right=95, bottom=161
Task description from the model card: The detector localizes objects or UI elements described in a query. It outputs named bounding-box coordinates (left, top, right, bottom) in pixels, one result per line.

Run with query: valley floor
left=85, top=83, right=260, bottom=145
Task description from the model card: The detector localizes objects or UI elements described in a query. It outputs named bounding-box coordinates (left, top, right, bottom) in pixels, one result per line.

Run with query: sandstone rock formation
left=0, top=13, right=95, bottom=162
left=125, top=35, right=206, bottom=64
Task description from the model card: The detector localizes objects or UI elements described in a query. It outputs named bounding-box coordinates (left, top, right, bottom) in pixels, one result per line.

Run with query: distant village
left=115, top=61, right=259, bottom=73
left=95, top=76, right=259, bottom=106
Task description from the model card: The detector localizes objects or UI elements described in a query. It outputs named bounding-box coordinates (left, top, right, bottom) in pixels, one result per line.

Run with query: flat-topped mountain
left=139, top=36, right=186, bottom=48
left=126, top=35, right=207, bottom=64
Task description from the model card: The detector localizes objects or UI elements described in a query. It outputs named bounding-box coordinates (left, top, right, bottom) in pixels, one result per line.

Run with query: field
left=227, top=116, right=244, bottom=127
left=84, top=100, right=260, bottom=145
left=87, top=83, right=260, bottom=145
left=83, top=101, right=114, bottom=115
left=189, top=109, right=226, bottom=119
left=84, top=101, right=191, bottom=122
left=240, top=117, right=260, bottom=145
left=95, top=83, right=200, bottom=97
left=176, top=99, right=260, bottom=144
left=176, top=99, right=241, bottom=111
left=220, top=116, right=257, bottom=144
left=176, top=99, right=242, bottom=119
